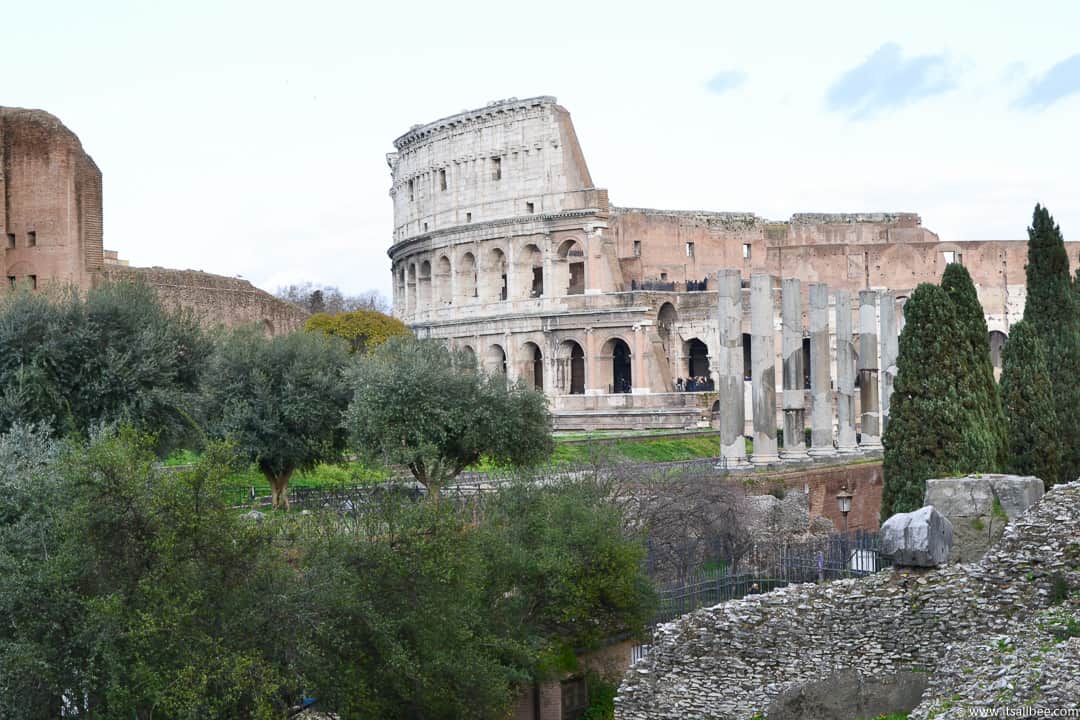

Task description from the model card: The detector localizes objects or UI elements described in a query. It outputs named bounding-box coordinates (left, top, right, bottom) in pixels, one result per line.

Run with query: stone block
left=924, top=474, right=1043, bottom=562
left=881, top=505, right=953, bottom=567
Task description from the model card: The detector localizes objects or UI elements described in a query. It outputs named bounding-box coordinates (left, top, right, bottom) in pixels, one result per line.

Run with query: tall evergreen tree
left=881, top=283, right=999, bottom=519
left=999, top=320, right=1061, bottom=488
left=1021, top=204, right=1080, bottom=484
left=940, top=262, right=1007, bottom=469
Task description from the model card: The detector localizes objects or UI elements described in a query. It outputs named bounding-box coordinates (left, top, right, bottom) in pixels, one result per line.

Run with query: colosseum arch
left=555, top=237, right=585, bottom=296
left=395, top=266, right=406, bottom=309
left=556, top=339, right=586, bottom=395
left=418, top=260, right=432, bottom=307
left=516, top=243, right=544, bottom=299
left=482, top=247, right=508, bottom=302
left=459, top=344, right=477, bottom=371
left=407, top=263, right=418, bottom=309
left=435, top=255, right=452, bottom=305
left=457, top=252, right=477, bottom=303
left=601, top=336, right=632, bottom=394
left=485, top=343, right=507, bottom=375
left=989, top=330, right=1008, bottom=373
left=684, top=338, right=711, bottom=386
left=520, top=341, right=544, bottom=391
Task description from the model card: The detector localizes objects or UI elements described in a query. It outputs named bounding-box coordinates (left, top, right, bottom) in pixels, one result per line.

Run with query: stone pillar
left=781, top=278, right=807, bottom=459
left=858, top=290, right=882, bottom=449
left=632, top=324, right=649, bottom=394
left=879, top=290, right=898, bottom=434
left=835, top=290, right=858, bottom=453
left=716, top=269, right=749, bottom=468
left=584, top=327, right=600, bottom=395
left=808, top=283, right=834, bottom=456
left=750, top=273, right=779, bottom=464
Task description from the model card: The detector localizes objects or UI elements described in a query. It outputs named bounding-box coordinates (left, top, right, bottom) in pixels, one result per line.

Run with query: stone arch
left=555, top=237, right=585, bottom=295
left=521, top=341, right=544, bottom=391
left=395, top=266, right=407, bottom=309
left=710, top=399, right=721, bottom=429
left=989, top=330, right=1008, bottom=371
left=482, top=247, right=508, bottom=302
left=459, top=344, right=477, bottom=371
left=418, top=259, right=432, bottom=307
left=457, top=252, right=477, bottom=302
left=557, top=339, right=586, bottom=395
left=684, top=338, right=711, bottom=387
left=601, top=336, right=633, bottom=394
left=516, top=243, right=544, bottom=298
left=436, top=255, right=452, bottom=305
left=407, top=262, right=418, bottom=311
left=484, top=343, right=507, bottom=375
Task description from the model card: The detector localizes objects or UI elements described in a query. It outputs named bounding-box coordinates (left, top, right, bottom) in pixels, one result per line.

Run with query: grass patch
left=549, top=436, right=720, bottom=465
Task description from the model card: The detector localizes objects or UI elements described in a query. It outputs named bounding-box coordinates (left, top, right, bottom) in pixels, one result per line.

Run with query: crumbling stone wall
left=101, top=266, right=308, bottom=335
left=615, top=481, right=1080, bottom=718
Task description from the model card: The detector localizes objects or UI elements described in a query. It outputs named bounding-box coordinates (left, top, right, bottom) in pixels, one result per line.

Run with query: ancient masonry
left=0, top=107, right=306, bottom=334
left=615, top=480, right=1080, bottom=718
left=387, top=96, right=1080, bottom=431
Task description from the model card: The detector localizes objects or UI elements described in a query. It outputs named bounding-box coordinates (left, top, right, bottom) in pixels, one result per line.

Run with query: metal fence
left=653, top=530, right=886, bottom=625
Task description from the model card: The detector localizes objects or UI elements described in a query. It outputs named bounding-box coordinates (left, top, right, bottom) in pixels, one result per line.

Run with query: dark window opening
left=561, top=677, right=589, bottom=718
left=526, top=201, right=534, bottom=214
left=529, top=345, right=544, bottom=391
left=660, top=272, right=668, bottom=281
left=742, top=333, right=752, bottom=381
left=466, top=212, right=472, bottom=223
left=6, top=234, right=14, bottom=249
left=686, top=241, right=695, bottom=258
left=633, top=240, right=641, bottom=257
left=408, top=180, right=414, bottom=202
left=612, top=340, right=632, bottom=394
left=27, top=231, right=36, bottom=247
left=802, top=337, right=812, bottom=388
left=570, top=344, right=585, bottom=395
left=688, top=338, right=710, bottom=381
left=500, top=273, right=507, bottom=301
left=7, top=276, right=15, bottom=289
left=568, top=262, right=585, bottom=295
left=439, top=168, right=447, bottom=191
left=531, top=267, right=544, bottom=297
left=423, top=222, right=428, bottom=232
left=743, top=243, right=751, bottom=259
left=28, top=275, right=36, bottom=290
left=491, top=157, right=502, bottom=181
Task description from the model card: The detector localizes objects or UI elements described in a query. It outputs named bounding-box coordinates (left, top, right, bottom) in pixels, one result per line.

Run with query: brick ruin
left=387, top=96, right=1080, bottom=431
left=0, top=106, right=306, bottom=334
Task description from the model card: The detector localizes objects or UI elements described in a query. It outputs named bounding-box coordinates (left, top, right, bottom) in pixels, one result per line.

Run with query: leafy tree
left=305, top=308, right=411, bottom=354
left=940, top=262, right=1006, bottom=468
left=205, top=328, right=351, bottom=508
left=1022, top=203, right=1080, bottom=484
left=999, top=321, right=1061, bottom=489
left=276, top=282, right=389, bottom=315
left=344, top=336, right=554, bottom=496
left=0, top=281, right=210, bottom=454
left=881, top=283, right=999, bottom=519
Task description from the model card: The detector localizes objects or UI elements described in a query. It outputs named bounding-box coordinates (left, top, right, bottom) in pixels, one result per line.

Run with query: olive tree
left=204, top=328, right=351, bottom=508
left=344, top=336, right=553, bottom=496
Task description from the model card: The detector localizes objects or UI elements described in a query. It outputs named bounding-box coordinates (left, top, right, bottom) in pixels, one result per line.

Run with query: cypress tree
left=1021, top=204, right=1080, bottom=484
left=940, top=262, right=1007, bottom=469
left=999, top=320, right=1060, bottom=489
left=881, top=283, right=998, bottom=520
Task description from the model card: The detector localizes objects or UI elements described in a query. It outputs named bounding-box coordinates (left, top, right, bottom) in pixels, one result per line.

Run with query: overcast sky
left=5, top=1, right=1080, bottom=302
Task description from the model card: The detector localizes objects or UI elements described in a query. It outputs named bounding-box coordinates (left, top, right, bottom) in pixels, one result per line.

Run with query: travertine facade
left=388, top=96, right=1080, bottom=430
left=0, top=106, right=305, bottom=334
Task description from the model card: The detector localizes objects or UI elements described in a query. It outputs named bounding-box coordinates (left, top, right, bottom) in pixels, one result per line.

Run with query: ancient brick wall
left=101, top=266, right=308, bottom=335
left=615, top=481, right=1080, bottom=718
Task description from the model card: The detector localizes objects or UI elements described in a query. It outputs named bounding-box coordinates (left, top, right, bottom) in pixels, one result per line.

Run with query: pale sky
left=5, top=0, right=1080, bottom=302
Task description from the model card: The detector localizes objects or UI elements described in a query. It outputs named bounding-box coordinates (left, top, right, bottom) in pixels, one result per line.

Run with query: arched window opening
left=482, top=248, right=508, bottom=302
left=459, top=345, right=477, bottom=372
left=485, top=344, right=507, bottom=376
left=436, top=255, right=452, bottom=305
left=684, top=338, right=711, bottom=390
left=407, top=263, right=418, bottom=310
left=604, top=338, right=632, bottom=394
left=517, top=244, right=544, bottom=299
left=418, top=260, right=432, bottom=307
left=558, top=340, right=586, bottom=395
left=457, top=252, right=478, bottom=302
left=989, top=331, right=1008, bottom=371
left=558, top=238, right=585, bottom=295
left=522, top=342, right=544, bottom=391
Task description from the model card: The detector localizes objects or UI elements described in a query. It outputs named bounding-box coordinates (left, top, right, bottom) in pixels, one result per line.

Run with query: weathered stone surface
left=881, top=506, right=953, bottom=567
left=615, top=481, right=1080, bottom=719
left=767, top=669, right=927, bottom=720
left=925, top=474, right=1043, bottom=562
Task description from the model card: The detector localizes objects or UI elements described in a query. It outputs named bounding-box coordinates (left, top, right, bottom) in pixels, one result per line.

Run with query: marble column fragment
left=716, top=269, right=750, bottom=467
left=808, top=283, right=835, bottom=456
left=781, top=278, right=808, bottom=459
left=879, top=290, right=898, bottom=434
left=858, top=290, right=882, bottom=449
left=835, top=290, right=858, bottom=453
left=750, top=273, right=779, bottom=464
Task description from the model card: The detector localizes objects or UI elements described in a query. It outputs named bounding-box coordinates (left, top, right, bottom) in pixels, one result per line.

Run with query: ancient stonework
left=615, top=481, right=1080, bottom=718
left=388, top=96, right=1067, bottom=430
left=1, top=106, right=305, bottom=334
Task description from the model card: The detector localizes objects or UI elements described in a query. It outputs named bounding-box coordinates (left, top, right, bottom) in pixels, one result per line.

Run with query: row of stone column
left=715, top=270, right=899, bottom=467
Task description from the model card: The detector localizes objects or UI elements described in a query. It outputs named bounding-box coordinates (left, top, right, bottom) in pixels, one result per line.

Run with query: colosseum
left=388, top=96, right=1080, bottom=431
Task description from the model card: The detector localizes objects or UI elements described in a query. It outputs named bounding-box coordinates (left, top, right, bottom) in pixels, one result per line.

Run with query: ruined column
left=879, top=290, right=898, bottom=435
left=750, top=273, right=779, bottom=464
left=858, top=290, right=882, bottom=449
left=716, top=269, right=749, bottom=468
left=780, top=278, right=807, bottom=459
left=835, top=290, right=858, bottom=453
left=808, top=282, right=835, bottom=456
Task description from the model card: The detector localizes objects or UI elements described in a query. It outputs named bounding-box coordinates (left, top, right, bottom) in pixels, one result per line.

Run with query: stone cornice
left=393, top=96, right=557, bottom=151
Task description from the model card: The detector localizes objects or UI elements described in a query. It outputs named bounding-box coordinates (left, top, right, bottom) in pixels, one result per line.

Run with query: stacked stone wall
left=616, top=481, right=1080, bottom=718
